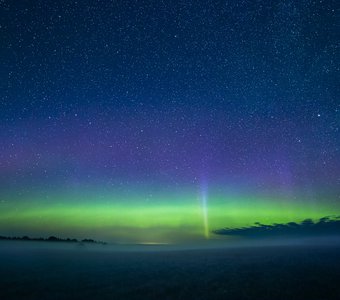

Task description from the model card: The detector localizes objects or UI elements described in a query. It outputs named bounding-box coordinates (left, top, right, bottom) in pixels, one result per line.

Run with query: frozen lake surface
left=1, top=241, right=340, bottom=299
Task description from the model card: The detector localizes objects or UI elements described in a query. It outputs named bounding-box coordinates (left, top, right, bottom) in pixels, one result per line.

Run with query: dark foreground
left=1, top=242, right=340, bottom=300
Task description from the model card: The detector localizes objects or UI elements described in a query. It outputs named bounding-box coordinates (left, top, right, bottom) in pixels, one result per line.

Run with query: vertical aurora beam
left=200, top=182, right=209, bottom=239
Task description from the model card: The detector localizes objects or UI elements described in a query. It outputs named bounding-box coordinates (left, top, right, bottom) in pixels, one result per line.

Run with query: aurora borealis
left=0, top=188, right=339, bottom=243
left=1, top=0, right=339, bottom=244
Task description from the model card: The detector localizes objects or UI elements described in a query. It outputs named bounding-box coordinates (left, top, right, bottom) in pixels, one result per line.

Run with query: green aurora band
left=1, top=187, right=338, bottom=243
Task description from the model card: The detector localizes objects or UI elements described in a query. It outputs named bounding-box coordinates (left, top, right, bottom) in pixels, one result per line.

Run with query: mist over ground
left=1, top=238, right=340, bottom=300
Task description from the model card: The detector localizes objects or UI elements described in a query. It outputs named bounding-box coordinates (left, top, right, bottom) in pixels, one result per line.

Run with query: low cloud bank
left=213, top=216, right=340, bottom=238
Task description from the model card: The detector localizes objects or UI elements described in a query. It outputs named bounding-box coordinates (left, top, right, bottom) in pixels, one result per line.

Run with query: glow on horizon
left=1, top=189, right=339, bottom=243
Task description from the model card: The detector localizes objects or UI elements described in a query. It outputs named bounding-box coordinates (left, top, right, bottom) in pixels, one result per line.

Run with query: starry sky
left=1, top=0, right=339, bottom=243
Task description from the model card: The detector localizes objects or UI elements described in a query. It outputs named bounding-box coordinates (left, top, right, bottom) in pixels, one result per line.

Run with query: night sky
left=1, top=0, right=339, bottom=243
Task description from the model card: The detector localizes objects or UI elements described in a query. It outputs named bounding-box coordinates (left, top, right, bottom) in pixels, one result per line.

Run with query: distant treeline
left=0, top=235, right=107, bottom=245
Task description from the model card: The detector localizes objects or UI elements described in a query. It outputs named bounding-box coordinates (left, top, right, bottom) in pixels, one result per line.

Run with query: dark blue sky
left=0, top=0, right=339, bottom=200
